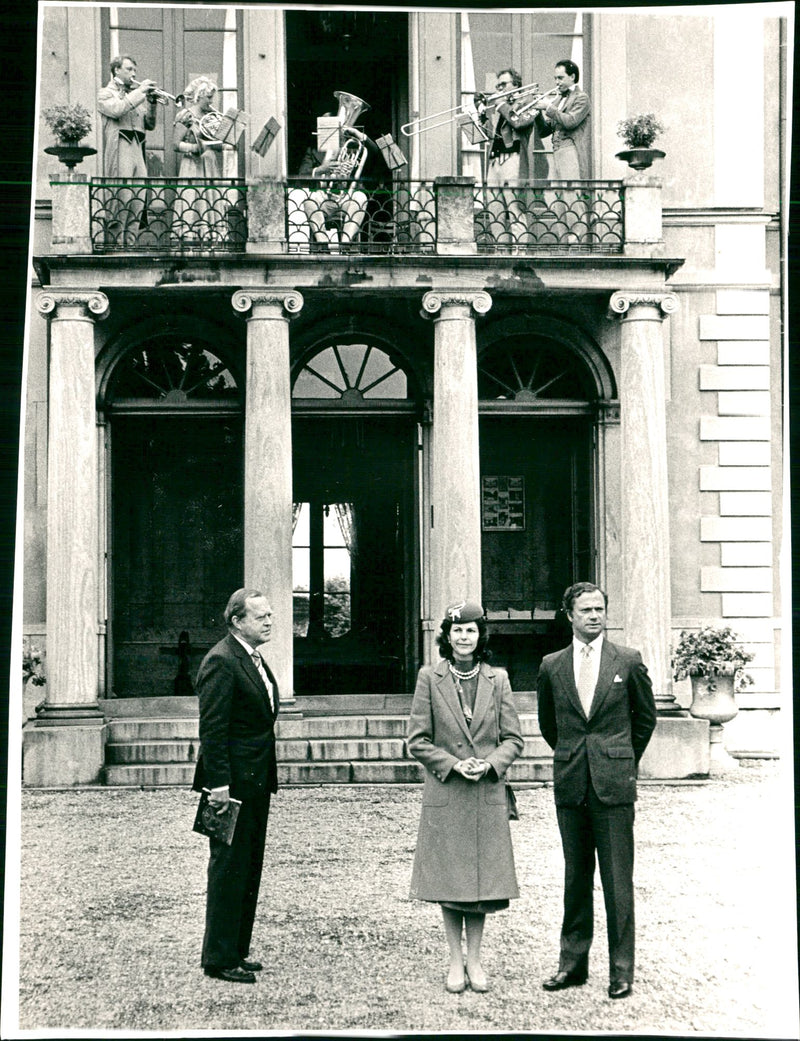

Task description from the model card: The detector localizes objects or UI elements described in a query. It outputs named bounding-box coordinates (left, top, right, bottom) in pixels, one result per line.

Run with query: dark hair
left=436, top=616, right=492, bottom=663
left=562, top=582, right=607, bottom=615
left=496, top=67, right=522, bottom=89
left=555, top=59, right=580, bottom=83
left=110, top=54, right=136, bottom=76
left=224, top=588, right=264, bottom=628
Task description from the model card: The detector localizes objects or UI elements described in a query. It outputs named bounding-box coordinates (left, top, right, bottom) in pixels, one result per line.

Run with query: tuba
left=322, top=90, right=371, bottom=198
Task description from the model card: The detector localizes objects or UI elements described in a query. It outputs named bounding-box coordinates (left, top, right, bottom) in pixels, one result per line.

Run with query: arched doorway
left=100, top=330, right=244, bottom=697
left=477, top=318, right=616, bottom=689
left=291, top=333, right=421, bottom=695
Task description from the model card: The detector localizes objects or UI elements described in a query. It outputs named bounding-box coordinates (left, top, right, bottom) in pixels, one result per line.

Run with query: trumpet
left=131, top=78, right=181, bottom=106
left=511, top=87, right=561, bottom=117
left=401, top=81, right=544, bottom=137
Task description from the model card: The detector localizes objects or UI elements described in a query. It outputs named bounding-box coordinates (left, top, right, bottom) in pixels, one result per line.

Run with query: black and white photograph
left=3, top=1, right=797, bottom=1037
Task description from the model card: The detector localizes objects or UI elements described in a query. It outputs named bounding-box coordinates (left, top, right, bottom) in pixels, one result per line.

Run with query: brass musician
left=300, top=92, right=386, bottom=253
left=476, top=68, right=541, bottom=246
left=97, top=54, right=158, bottom=244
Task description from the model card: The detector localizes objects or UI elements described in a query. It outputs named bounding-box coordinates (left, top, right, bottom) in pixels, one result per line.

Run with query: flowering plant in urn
left=672, top=626, right=754, bottom=693
left=43, top=103, right=93, bottom=144
left=616, top=113, right=665, bottom=149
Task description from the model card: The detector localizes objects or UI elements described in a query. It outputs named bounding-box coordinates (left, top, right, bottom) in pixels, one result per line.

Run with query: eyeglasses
left=495, top=81, right=514, bottom=91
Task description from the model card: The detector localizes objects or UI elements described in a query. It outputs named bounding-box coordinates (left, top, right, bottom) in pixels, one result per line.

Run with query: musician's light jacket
left=534, top=86, right=591, bottom=178
left=97, top=76, right=157, bottom=176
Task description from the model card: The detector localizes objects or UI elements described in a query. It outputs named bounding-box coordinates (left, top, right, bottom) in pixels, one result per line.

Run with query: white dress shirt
left=573, top=633, right=603, bottom=712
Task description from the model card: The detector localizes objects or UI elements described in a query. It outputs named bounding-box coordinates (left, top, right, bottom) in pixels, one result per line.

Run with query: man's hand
left=207, top=787, right=230, bottom=814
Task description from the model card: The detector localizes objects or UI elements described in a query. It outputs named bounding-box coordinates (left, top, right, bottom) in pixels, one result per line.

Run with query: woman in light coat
left=408, top=600, right=523, bottom=994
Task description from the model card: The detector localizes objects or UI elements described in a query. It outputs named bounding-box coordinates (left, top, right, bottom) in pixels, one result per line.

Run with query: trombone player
left=477, top=68, right=539, bottom=247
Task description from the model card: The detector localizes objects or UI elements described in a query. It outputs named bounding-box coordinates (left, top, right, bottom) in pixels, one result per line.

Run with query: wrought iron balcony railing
left=85, top=176, right=627, bottom=256
left=90, top=177, right=248, bottom=253
left=475, top=181, right=624, bottom=254
left=286, top=178, right=437, bottom=255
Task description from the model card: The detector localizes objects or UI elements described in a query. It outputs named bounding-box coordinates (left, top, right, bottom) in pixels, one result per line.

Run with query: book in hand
left=193, top=789, right=242, bottom=846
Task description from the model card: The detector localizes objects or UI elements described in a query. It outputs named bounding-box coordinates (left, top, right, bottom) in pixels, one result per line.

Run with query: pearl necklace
left=449, top=661, right=480, bottom=681
left=449, top=661, right=479, bottom=723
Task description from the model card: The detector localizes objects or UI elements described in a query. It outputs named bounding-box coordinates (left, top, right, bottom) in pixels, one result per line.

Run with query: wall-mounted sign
left=481, top=475, right=525, bottom=531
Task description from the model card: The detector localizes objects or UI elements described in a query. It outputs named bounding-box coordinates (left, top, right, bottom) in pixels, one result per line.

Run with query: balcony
left=49, top=171, right=663, bottom=260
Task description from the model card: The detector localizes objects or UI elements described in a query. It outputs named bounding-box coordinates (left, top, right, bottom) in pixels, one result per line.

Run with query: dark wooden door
left=110, top=415, right=243, bottom=697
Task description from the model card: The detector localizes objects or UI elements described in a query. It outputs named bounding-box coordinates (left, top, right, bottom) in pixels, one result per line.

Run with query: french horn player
left=172, top=77, right=234, bottom=244
left=300, top=91, right=386, bottom=253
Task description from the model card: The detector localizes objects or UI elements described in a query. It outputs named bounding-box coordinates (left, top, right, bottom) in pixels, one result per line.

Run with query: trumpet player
left=531, top=60, right=591, bottom=181
left=477, top=68, right=538, bottom=247
left=531, top=60, right=591, bottom=245
left=97, top=55, right=158, bottom=244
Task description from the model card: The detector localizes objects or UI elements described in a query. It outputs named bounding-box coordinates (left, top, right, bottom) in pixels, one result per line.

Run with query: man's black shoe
left=204, top=965, right=256, bottom=984
left=542, top=969, right=588, bottom=991
left=240, top=958, right=263, bottom=972
left=608, top=980, right=632, bottom=999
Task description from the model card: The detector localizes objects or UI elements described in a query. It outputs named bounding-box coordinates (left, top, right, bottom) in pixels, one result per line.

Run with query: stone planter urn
left=615, top=147, right=666, bottom=171
left=687, top=665, right=738, bottom=725
left=44, top=143, right=97, bottom=172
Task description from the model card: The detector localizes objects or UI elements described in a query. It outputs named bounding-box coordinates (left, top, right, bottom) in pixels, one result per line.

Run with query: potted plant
left=43, top=102, right=97, bottom=170
left=22, top=644, right=47, bottom=722
left=615, top=113, right=666, bottom=171
left=672, top=626, right=754, bottom=724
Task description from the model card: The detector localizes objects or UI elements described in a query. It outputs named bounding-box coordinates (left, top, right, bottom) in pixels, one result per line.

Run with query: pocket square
left=613, top=674, right=623, bottom=683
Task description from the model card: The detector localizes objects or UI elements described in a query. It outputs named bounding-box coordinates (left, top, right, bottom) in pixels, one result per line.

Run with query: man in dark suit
left=193, top=588, right=279, bottom=984
left=537, top=582, right=657, bottom=1000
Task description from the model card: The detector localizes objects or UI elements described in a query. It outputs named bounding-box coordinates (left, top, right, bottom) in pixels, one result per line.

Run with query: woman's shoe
left=446, top=965, right=467, bottom=993
left=466, top=965, right=489, bottom=993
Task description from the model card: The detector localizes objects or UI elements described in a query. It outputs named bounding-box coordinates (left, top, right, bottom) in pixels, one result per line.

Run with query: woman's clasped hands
left=454, top=757, right=490, bottom=781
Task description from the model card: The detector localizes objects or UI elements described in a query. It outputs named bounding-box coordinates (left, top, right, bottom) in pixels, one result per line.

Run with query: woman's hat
left=444, top=599, right=485, bottom=623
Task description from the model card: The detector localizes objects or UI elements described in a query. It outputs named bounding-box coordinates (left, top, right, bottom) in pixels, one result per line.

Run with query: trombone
left=401, top=81, right=544, bottom=137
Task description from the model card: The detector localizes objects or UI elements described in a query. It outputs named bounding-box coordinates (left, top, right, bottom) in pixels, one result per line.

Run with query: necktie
left=251, top=652, right=275, bottom=712
left=577, top=644, right=594, bottom=716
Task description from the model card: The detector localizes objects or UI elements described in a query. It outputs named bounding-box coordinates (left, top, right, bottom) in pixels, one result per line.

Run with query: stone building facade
left=20, top=5, right=787, bottom=785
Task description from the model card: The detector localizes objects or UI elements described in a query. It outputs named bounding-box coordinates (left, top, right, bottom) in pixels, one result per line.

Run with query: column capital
left=608, top=291, right=678, bottom=320
left=36, top=290, right=109, bottom=321
left=232, top=289, right=304, bottom=319
left=421, top=290, right=492, bottom=319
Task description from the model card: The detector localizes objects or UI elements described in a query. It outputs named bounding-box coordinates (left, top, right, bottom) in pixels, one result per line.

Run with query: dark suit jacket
left=489, top=101, right=538, bottom=179
left=537, top=638, right=656, bottom=806
left=192, top=633, right=279, bottom=800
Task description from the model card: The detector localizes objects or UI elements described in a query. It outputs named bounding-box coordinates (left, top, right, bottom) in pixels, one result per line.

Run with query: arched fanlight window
left=293, top=342, right=408, bottom=402
left=478, top=337, right=596, bottom=403
left=107, top=337, right=240, bottom=409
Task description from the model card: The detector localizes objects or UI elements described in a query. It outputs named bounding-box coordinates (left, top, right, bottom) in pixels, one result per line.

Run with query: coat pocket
left=606, top=747, right=634, bottom=758
left=422, top=775, right=450, bottom=806
left=483, top=780, right=507, bottom=806
left=553, top=747, right=574, bottom=761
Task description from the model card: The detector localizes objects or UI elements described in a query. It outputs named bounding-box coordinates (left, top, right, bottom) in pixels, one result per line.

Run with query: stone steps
left=101, top=712, right=553, bottom=786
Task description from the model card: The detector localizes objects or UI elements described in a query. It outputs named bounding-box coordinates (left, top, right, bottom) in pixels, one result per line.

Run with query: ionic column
left=232, top=289, right=303, bottom=704
left=25, top=290, right=109, bottom=786
left=608, top=290, right=680, bottom=712
left=422, top=290, right=492, bottom=638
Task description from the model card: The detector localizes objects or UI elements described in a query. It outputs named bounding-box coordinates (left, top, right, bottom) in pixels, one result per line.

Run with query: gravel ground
left=6, top=761, right=799, bottom=1038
